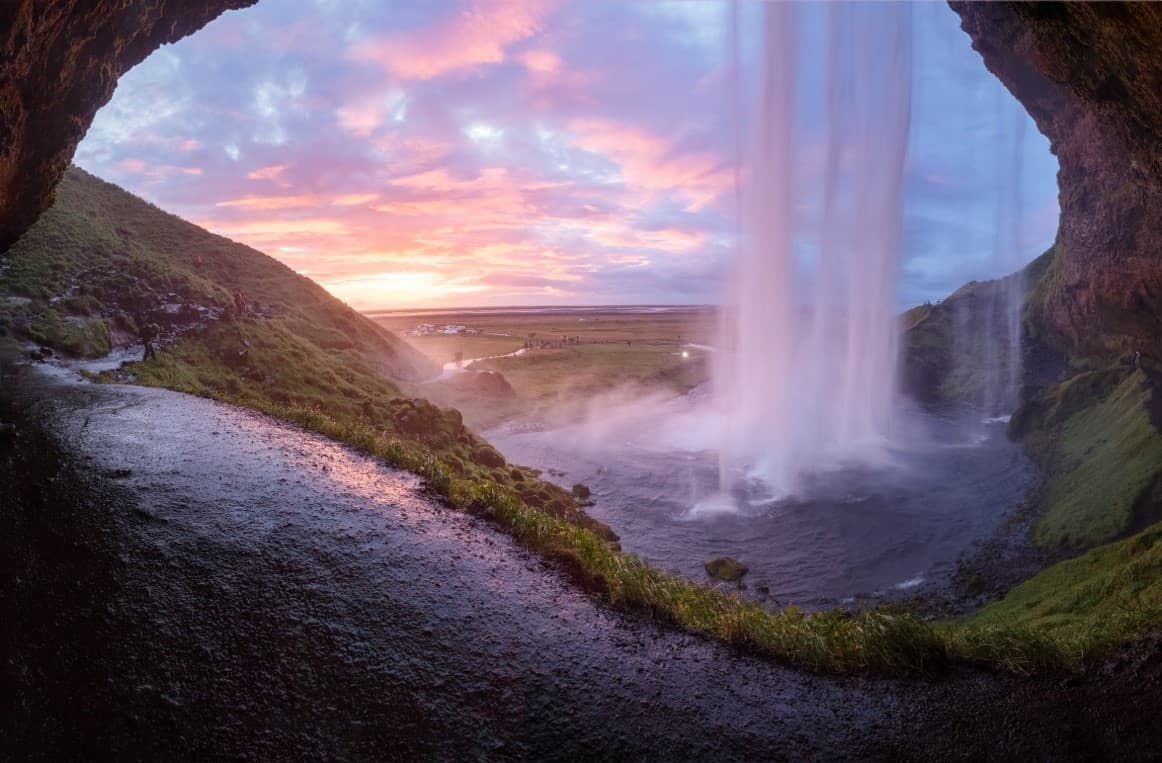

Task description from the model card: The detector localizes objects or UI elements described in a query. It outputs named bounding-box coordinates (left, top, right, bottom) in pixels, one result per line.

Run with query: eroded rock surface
left=950, top=2, right=1162, bottom=359
left=0, top=0, right=255, bottom=251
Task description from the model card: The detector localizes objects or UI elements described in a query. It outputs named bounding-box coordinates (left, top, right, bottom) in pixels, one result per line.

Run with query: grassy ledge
left=182, top=389, right=1099, bottom=677
left=1011, top=368, right=1162, bottom=549
left=215, top=395, right=961, bottom=675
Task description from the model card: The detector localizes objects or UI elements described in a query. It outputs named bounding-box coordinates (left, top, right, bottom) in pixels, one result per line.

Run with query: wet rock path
left=2, top=368, right=1159, bottom=761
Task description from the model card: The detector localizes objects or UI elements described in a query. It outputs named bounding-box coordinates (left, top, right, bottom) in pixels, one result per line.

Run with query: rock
left=571, top=483, right=591, bottom=500
left=389, top=397, right=465, bottom=448
left=950, top=3, right=1162, bottom=360
left=0, top=0, right=257, bottom=251
left=704, top=557, right=748, bottom=582
left=900, top=265, right=1069, bottom=406
left=472, top=444, right=505, bottom=469
left=441, top=370, right=516, bottom=399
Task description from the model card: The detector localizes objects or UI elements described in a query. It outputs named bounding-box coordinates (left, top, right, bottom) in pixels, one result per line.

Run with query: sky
left=75, top=0, right=1060, bottom=311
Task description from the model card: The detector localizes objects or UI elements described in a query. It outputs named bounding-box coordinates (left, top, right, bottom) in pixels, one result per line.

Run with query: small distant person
left=1135, top=350, right=1142, bottom=368
left=195, top=255, right=204, bottom=268
left=140, top=322, right=158, bottom=361
left=233, top=289, right=247, bottom=319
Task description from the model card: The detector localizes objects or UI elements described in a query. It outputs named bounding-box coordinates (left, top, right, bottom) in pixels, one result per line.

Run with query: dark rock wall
left=0, top=0, right=255, bottom=252
left=950, top=2, right=1162, bottom=360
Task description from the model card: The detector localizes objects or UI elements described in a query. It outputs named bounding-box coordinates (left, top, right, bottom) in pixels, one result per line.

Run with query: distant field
left=370, top=307, right=717, bottom=428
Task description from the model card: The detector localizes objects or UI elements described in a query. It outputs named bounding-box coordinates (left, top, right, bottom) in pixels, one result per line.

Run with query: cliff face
left=950, top=2, right=1162, bottom=360
left=0, top=0, right=255, bottom=252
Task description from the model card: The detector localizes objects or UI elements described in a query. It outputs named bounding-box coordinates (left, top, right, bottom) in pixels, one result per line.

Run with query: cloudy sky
left=75, top=0, right=1059, bottom=311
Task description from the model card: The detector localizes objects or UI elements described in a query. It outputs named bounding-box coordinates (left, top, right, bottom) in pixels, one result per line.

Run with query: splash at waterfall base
left=488, top=390, right=1036, bottom=611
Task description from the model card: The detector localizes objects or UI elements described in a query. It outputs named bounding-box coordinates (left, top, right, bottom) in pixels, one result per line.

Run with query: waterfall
left=949, top=93, right=1028, bottom=417
left=714, top=3, right=914, bottom=493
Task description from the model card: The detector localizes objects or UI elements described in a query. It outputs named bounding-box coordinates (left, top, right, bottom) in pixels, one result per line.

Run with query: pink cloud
left=587, top=223, right=707, bottom=253
left=336, top=101, right=384, bottom=137
left=374, top=134, right=453, bottom=175
left=118, top=158, right=203, bottom=183
left=196, top=217, right=350, bottom=241
left=247, top=164, right=288, bottom=181
left=517, top=49, right=561, bottom=74
left=332, top=193, right=380, bottom=206
left=568, top=119, right=733, bottom=212
left=216, top=195, right=319, bottom=210
left=349, top=0, right=547, bottom=80
left=391, top=166, right=509, bottom=192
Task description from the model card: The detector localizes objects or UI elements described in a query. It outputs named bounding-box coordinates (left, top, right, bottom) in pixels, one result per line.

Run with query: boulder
left=441, top=370, right=516, bottom=399
left=704, top=557, right=748, bottom=583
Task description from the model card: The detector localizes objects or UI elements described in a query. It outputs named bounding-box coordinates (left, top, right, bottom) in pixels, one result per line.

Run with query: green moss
left=26, top=309, right=111, bottom=358
left=1019, top=370, right=1162, bottom=549
left=962, top=522, right=1162, bottom=660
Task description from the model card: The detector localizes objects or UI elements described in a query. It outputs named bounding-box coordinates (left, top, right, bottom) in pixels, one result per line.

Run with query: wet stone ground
left=2, top=363, right=1161, bottom=761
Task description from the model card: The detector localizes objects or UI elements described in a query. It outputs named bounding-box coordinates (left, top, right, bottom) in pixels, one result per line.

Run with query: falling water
left=991, top=96, right=1028, bottom=414
left=715, top=3, right=914, bottom=493
left=949, top=93, right=1029, bottom=418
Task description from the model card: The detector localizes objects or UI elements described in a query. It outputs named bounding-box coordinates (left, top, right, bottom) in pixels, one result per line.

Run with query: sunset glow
left=75, top=0, right=1059, bottom=310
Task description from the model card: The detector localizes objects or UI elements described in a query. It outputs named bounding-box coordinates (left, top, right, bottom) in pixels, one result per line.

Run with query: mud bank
left=1, top=365, right=1160, bottom=761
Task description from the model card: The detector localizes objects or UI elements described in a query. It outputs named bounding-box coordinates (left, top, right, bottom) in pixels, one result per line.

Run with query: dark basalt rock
left=0, top=0, right=255, bottom=252
left=389, top=397, right=466, bottom=449
left=704, top=556, right=748, bottom=583
left=950, top=2, right=1162, bottom=360
left=441, top=370, right=517, bottom=399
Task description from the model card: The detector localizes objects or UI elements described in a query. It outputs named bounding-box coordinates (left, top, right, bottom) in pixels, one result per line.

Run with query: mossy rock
left=472, top=444, right=506, bottom=468
left=705, top=556, right=748, bottom=582
left=571, top=483, right=591, bottom=499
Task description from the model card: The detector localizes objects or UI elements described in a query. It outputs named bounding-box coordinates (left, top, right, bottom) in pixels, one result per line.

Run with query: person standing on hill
left=233, top=289, right=247, bottom=319
left=140, top=322, right=159, bottom=361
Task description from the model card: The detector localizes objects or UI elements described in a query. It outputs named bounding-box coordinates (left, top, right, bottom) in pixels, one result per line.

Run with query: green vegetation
left=1012, top=369, right=1162, bottom=549
left=901, top=276, right=1023, bottom=404
left=961, top=522, right=1162, bottom=662
left=4, top=166, right=1160, bottom=676
left=375, top=309, right=714, bottom=429
left=902, top=247, right=1060, bottom=405
left=1, top=167, right=607, bottom=540
left=1, top=167, right=434, bottom=378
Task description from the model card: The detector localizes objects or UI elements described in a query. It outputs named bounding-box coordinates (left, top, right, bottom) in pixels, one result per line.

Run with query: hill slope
left=0, top=166, right=435, bottom=382
left=0, top=166, right=613, bottom=542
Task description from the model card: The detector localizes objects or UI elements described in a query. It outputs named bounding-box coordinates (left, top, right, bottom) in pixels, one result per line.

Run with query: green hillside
left=0, top=166, right=612, bottom=541
left=0, top=166, right=434, bottom=381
